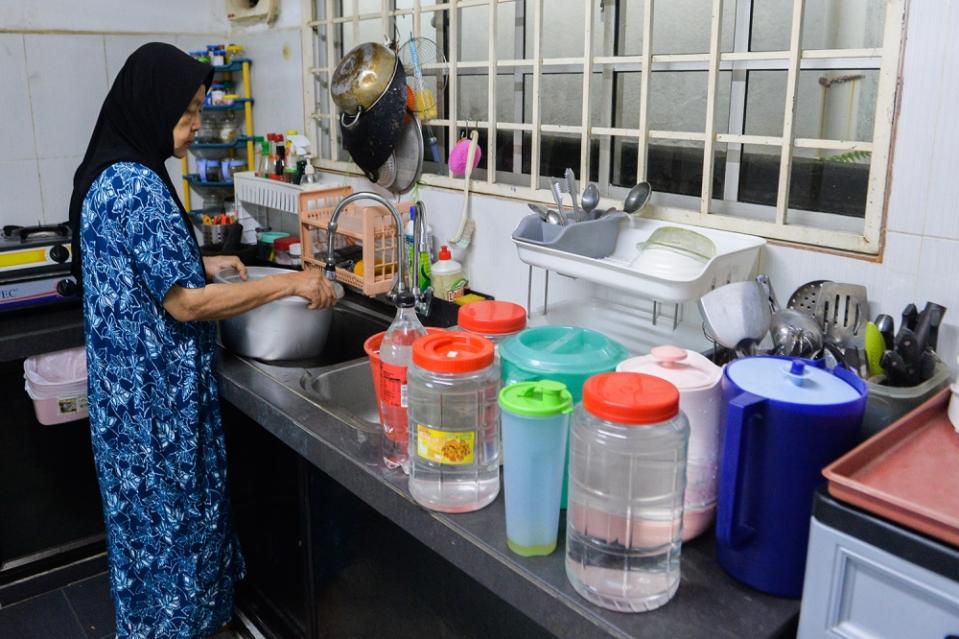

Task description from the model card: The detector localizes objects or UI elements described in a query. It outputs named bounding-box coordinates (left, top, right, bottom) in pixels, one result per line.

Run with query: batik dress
left=80, top=162, right=244, bottom=639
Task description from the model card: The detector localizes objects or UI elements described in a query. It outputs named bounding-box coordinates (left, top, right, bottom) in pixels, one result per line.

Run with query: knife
left=874, top=313, right=895, bottom=351
left=919, top=350, right=938, bottom=383
left=880, top=350, right=908, bottom=386
left=914, top=302, right=946, bottom=353
left=895, top=326, right=921, bottom=386
left=900, top=303, right=918, bottom=334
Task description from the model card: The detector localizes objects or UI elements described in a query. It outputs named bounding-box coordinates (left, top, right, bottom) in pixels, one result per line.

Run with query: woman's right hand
left=288, top=270, right=338, bottom=309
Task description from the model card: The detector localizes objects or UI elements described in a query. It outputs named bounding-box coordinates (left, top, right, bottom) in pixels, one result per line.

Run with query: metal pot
left=333, top=43, right=409, bottom=181
left=215, top=267, right=344, bottom=361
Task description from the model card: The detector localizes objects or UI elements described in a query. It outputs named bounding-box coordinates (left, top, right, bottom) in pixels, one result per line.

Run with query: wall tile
left=241, top=29, right=305, bottom=136
left=104, top=34, right=175, bottom=83
left=37, top=157, right=83, bottom=224
left=0, top=160, right=44, bottom=228
left=0, top=35, right=37, bottom=161
left=25, top=35, right=108, bottom=159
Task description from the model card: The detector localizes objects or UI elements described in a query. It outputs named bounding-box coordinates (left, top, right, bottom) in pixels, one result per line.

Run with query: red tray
left=823, top=387, right=959, bottom=548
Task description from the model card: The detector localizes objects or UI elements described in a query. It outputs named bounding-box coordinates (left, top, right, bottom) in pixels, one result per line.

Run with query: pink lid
left=616, top=345, right=722, bottom=393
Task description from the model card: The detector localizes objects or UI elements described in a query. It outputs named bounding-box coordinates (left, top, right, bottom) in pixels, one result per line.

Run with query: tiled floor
left=0, top=572, right=116, bottom=639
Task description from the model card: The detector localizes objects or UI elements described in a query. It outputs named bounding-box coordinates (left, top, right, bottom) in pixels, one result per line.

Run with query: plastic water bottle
left=566, top=372, right=688, bottom=613
left=379, top=304, right=427, bottom=472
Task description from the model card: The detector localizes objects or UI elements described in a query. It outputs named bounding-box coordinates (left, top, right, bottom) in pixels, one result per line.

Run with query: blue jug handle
left=717, top=391, right=764, bottom=549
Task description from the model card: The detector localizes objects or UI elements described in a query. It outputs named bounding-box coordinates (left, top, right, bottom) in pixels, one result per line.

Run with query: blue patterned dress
left=80, top=162, right=245, bottom=639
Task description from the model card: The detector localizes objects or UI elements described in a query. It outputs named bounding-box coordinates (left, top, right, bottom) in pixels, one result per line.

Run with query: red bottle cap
left=412, top=333, right=494, bottom=373
left=438, top=245, right=452, bottom=261
left=582, top=372, right=680, bottom=425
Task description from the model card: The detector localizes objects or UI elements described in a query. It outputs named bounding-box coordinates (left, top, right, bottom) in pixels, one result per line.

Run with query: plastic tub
left=23, top=347, right=89, bottom=425
left=457, top=300, right=527, bottom=346
left=862, top=360, right=951, bottom=440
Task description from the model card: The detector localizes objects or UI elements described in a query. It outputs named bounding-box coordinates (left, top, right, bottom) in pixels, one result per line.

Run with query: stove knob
left=56, top=278, right=78, bottom=298
left=50, top=243, right=70, bottom=263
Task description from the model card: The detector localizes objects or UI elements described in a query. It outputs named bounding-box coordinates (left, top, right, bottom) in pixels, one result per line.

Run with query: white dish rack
left=233, top=171, right=331, bottom=216
left=513, top=216, right=765, bottom=303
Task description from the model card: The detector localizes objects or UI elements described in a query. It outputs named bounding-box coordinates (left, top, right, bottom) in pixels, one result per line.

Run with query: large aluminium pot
left=215, top=267, right=344, bottom=361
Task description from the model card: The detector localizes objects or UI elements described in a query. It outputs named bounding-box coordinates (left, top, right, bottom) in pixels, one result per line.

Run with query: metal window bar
left=700, top=0, right=726, bottom=216
left=305, top=0, right=907, bottom=255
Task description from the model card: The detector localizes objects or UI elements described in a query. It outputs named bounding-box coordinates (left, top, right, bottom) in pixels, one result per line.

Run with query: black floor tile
left=0, top=590, right=86, bottom=639
left=64, top=573, right=116, bottom=639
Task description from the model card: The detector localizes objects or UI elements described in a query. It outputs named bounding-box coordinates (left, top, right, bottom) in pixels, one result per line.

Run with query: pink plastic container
left=24, top=347, right=89, bottom=425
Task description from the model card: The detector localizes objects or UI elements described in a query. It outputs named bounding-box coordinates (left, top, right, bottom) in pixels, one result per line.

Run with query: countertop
left=0, top=305, right=84, bottom=362
left=218, top=350, right=800, bottom=639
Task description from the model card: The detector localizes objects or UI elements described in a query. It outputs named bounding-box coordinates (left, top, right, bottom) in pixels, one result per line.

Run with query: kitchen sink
left=299, top=359, right=380, bottom=434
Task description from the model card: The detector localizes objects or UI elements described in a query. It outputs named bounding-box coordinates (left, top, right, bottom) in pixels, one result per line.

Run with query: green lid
left=499, top=326, right=629, bottom=375
left=498, top=380, right=574, bottom=417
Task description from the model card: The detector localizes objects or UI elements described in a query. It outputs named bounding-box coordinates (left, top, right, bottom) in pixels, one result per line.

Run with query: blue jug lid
left=726, top=357, right=862, bottom=405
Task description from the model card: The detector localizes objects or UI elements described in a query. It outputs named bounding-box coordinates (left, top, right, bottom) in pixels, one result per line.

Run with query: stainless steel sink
left=299, top=359, right=380, bottom=434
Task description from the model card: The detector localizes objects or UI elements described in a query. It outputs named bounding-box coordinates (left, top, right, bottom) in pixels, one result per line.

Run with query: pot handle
left=340, top=108, right=363, bottom=130
left=716, top=391, right=764, bottom=549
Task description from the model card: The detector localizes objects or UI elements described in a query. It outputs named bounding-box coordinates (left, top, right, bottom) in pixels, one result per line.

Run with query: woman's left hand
left=203, top=255, right=247, bottom=282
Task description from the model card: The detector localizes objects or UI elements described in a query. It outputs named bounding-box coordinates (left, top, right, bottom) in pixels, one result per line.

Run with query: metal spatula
left=816, top=282, right=869, bottom=345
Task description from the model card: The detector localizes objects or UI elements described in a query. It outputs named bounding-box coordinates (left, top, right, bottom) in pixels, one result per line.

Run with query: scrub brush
left=450, top=131, right=479, bottom=250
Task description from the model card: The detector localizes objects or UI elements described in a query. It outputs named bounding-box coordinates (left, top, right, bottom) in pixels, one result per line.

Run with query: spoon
left=527, top=203, right=565, bottom=226
left=581, top=183, right=600, bottom=220
left=624, top=182, right=652, bottom=214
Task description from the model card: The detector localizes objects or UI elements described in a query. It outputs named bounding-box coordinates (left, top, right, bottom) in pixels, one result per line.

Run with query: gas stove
left=0, top=223, right=78, bottom=313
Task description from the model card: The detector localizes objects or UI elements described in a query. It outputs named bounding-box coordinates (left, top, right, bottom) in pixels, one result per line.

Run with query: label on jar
left=416, top=425, right=475, bottom=465
left=380, top=361, right=408, bottom=408
left=57, top=395, right=88, bottom=415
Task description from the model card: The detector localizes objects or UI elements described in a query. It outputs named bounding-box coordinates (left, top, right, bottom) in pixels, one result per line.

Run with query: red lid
left=458, top=301, right=526, bottom=335
left=583, top=372, right=680, bottom=425
left=274, top=236, right=300, bottom=251
left=412, top=333, right=495, bottom=373
left=438, top=245, right=452, bottom=260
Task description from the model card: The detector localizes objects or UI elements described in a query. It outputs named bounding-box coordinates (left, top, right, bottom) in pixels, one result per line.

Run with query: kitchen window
left=302, top=0, right=907, bottom=255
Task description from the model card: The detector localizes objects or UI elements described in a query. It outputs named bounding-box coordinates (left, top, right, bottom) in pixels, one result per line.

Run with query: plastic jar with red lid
left=407, top=332, right=500, bottom=513
left=566, top=372, right=688, bottom=613
left=457, top=300, right=527, bottom=346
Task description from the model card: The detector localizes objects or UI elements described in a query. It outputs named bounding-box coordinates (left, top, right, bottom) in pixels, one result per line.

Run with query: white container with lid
left=616, top=345, right=722, bottom=540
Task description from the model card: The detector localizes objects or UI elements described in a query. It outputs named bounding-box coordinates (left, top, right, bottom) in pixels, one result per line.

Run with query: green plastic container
left=499, top=326, right=628, bottom=506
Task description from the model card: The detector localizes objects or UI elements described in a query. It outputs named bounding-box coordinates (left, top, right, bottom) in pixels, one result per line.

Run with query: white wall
left=0, top=0, right=301, bottom=227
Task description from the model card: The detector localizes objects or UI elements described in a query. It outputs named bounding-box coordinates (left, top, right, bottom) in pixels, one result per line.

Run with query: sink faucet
left=324, top=191, right=415, bottom=307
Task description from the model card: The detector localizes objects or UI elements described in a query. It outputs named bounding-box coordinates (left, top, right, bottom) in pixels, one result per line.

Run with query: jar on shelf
left=566, top=372, right=688, bottom=613
left=273, top=236, right=301, bottom=267
left=408, top=333, right=500, bottom=513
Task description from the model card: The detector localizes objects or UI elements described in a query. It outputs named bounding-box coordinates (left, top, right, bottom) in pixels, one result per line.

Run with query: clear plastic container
left=862, top=360, right=952, bottom=440
left=408, top=333, right=500, bottom=513
left=566, top=372, right=688, bottom=613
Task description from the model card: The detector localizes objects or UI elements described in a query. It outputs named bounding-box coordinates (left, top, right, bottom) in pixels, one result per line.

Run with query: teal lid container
left=499, top=326, right=629, bottom=402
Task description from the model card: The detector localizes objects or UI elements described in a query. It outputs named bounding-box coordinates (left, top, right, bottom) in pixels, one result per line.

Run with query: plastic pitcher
left=499, top=380, right=574, bottom=556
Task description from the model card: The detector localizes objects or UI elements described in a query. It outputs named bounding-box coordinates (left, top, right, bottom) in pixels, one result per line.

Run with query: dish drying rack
left=299, top=187, right=413, bottom=297
left=515, top=215, right=765, bottom=354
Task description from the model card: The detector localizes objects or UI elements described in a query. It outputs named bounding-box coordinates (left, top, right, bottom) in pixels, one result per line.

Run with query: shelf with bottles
left=185, top=174, right=234, bottom=188
left=190, top=135, right=254, bottom=151
left=202, top=98, right=254, bottom=112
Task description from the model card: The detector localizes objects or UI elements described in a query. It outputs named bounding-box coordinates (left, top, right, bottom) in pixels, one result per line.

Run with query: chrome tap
left=324, top=191, right=414, bottom=306
left=411, top=200, right=433, bottom=316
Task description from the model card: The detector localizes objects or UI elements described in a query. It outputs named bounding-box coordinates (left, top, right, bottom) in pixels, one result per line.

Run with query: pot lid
left=725, top=356, right=862, bottom=405
left=499, top=380, right=573, bottom=418
left=583, top=372, right=680, bottom=425
left=331, top=42, right=398, bottom=114
left=616, top=345, right=721, bottom=392
left=458, top=301, right=527, bottom=335
left=498, top=326, right=628, bottom=374
left=412, top=332, right=495, bottom=373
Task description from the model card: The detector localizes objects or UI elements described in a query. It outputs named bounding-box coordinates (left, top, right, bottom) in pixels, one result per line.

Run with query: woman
left=68, top=43, right=335, bottom=638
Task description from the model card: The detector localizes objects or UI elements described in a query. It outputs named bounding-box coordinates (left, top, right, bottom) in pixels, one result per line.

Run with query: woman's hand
left=287, top=270, right=338, bottom=309
left=203, top=255, right=247, bottom=282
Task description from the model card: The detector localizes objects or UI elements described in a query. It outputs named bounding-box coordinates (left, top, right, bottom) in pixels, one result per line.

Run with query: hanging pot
left=333, top=43, right=409, bottom=181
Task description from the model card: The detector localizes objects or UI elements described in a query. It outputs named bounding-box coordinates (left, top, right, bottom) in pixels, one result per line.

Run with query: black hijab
left=68, top=42, right=214, bottom=282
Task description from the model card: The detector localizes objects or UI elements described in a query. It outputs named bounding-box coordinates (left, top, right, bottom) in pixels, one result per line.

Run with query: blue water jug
left=717, top=357, right=866, bottom=597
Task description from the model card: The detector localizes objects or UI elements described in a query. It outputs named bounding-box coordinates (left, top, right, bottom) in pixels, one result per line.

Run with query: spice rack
left=299, top=188, right=412, bottom=297
left=179, top=57, right=256, bottom=221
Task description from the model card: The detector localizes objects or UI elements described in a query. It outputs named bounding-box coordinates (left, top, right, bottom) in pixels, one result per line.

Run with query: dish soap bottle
left=379, top=292, right=428, bottom=473
left=431, top=245, right=467, bottom=301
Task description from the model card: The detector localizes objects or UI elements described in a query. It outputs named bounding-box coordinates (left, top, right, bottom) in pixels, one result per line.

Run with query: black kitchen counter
left=217, top=351, right=800, bottom=639
left=0, top=305, right=84, bottom=362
